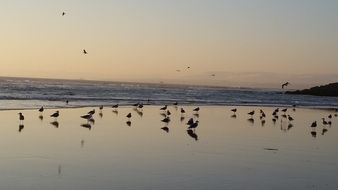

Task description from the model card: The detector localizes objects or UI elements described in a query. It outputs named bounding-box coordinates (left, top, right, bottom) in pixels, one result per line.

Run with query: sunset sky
left=1, top=0, right=338, bottom=88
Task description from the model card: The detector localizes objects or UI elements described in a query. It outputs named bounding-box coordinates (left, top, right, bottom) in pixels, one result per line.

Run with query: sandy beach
left=0, top=105, right=337, bottom=189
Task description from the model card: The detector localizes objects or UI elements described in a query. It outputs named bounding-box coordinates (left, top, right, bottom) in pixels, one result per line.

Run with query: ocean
left=1, top=77, right=338, bottom=110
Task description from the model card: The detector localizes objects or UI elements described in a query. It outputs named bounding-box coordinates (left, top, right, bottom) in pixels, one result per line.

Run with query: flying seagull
left=282, top=82, right=290, bottom=89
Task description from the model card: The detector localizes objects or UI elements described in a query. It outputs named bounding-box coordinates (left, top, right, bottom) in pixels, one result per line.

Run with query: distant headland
left=286, top=82, right=338, bottom=97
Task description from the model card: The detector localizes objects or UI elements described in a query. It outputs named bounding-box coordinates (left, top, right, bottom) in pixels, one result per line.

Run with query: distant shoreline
left=1, top=104, right=336, bottom=112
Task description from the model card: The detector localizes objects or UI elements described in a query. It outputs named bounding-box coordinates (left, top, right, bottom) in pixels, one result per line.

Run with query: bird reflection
left=160, top=113, right=167, bottom=118
left=58, top=165, right=62, bottom=177
left=261, top=120, right=266, bottom=127
left=39, top=115, right=43, bottom=121
left=112, top=110, right=118, bottom=115
left=136, top=110, right=143, bottom=117
left=311, top=131, right=317, bottom=138
left=193, top=113, right=199, bottom=118
left=247, top=118, right=254, bottom=124
left=81, top=123, right=92, bottom=130
left=81, top=139, right=85, bottom=148
left=88, top=118, right=95, bottom=125
left=322, top=128, right=328, bottom=135
left=99, top=112, right=103, bottom=118
left=126, top=121, right=132, bottom=126
left=187, top=129, right=198, bottom=141
left=231, top=114, right=237, bottom=118
left=287, top=123, right=294, bottom=130
left=180, top=116, right=185, bottom=122
left=272, top=118, right=277, bottom=124
left=50, top=121, right=59, bottom=128
left=18, top=124, right=24, bottom=132
left=161, top=126, right=169, bottom=133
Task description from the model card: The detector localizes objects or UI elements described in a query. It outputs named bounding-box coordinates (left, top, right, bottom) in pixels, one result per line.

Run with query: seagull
left=310, top=121, right=317, bottom=128
left=81, top=114, right=93, bottom=120
left=248, top=110, right=255, bottom=117
left=160, top=105, right=167, bottom=111
left=88, top=109, right=95, bottom=115
left=231, top=108, right=237, bottom=113
left=112, top=104, right=119, bottom=109
left=138, top=104, right=144, bottom=109
left=39, top=106, right=44, bottom=113
left=62, top=12, right=66, bottom=16
left=193, top=107, right=200, bottom=112
left=18, top=113, right=24, bottom=124
left=166, top=110, right=171, bottom=116
left=322, top=118, right=328, bottom=125
left=281, top=108, right=287, bottom=112
left=328, top=114, right=332, bottom=119
left=287, top=115, right=294, bottom=122
left=186, top=118, right=194, bottom=125
left=173, top=102, right=178, bottom=106
left=161, top=117, right=170, bottom=123
left=188, top=121, right=199, bottom=130
left=83, top=49, right=88, bottom=54
left=50, top=111, right=59, bottom=120
left=126, top=113, right=132, bottom=119
left=181, top=108, right=186, bottom=114
left=282, top=82, right=290, bottom=89
left=99, top=106, right=103, bottom=110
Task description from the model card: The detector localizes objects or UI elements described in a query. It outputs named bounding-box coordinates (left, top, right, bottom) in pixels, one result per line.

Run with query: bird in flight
left=62, top=12, right=66, bottom=16
left=282, top=82, right=290, bottom=89
left=83, top=49, right=88, bottom=54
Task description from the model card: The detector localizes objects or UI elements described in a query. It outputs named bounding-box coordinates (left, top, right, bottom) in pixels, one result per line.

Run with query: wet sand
left=0, top=106, right=337, bottom=190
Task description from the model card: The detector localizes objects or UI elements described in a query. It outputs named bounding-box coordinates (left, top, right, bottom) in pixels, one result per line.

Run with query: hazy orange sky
left=1, top=0, right=338, bottom=88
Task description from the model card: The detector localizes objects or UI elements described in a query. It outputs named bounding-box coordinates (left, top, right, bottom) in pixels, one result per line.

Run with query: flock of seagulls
left=229, top=106, right=337, bottom=137
left=17, top=103, right=201, bottom=140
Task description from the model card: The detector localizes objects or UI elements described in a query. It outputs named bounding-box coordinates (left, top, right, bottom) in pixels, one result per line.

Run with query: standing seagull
left=188, top=121, right=199, bottom=131
left=248, top=110, right=255, bottom=117
left=310, top=121, right=317, bottom=128
left=39, top=106, right=44, bottom=114
left=160, top=105, right=167, bottom=111
left=231, top=108, right=237, bottom=114
left=83, top=49, right=88, bottom=55
left=282, top=82, right=290, bottom=89
left=50, top=111, right=60, bottom=121
left=18, top=113, right=24, bottom=124
left=193, top=107, right=200, bottom=112
left=126, top=113, right=132, bottom=120
left=62, top=12, right=66, bottom=16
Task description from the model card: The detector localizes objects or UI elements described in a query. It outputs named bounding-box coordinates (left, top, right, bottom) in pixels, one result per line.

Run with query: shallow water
left=0, top=106, right=337, bottom=189
left=2, top=77, right=338, bottom=110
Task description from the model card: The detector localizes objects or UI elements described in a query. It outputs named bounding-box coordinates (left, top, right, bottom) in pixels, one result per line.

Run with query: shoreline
left=1, top=103, right=337, bottom=112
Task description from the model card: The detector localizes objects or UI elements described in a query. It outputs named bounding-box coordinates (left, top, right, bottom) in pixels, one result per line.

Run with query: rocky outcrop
left=286, top=83, right=338, bottom=97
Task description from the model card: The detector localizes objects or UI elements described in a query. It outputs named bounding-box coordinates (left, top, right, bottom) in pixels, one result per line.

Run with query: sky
left=0, top=0, right=338, bottom=88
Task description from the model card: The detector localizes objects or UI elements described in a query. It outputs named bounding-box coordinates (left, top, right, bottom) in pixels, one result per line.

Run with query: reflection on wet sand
left=50, top=121, right=59, bottom=128
left=187, top=129, right=198, bottom=141
left=161, top=126, right=169, bottom=133
left=81, top=123, right=92, bottom=130
left=18, top=124, right=24, bottom=132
